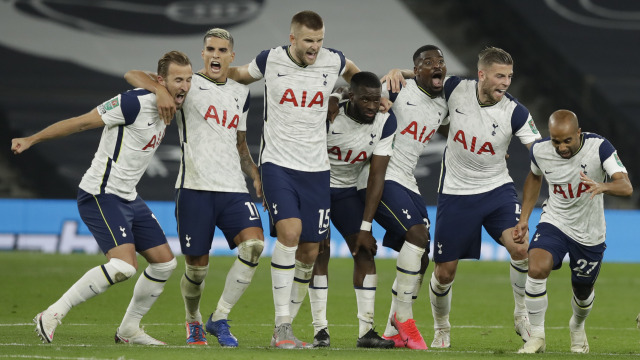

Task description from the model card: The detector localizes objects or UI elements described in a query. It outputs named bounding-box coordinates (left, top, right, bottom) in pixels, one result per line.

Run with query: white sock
left=355, top=274, right=377, bottom=338
left=212, top=240, right=262, bottom=321
left=119, top=258, right=176, bottom=335
left=271, top=241, right=297, bottom=326
left=180, top=264, right=208, bottom=323
left=309, top=275, right=328, bottom=333
left=384, top=278, right=399, bottom=337
left=48, top=258, right=136, bottom=318
left=289, top=260, right=313, bottom=321
left=525, top=276, right=547, bottom=338
left=570, top=291, right=594, bottom=330
left=395, top=242, right=424, bottom=322
left=429, top=272, right=452, bottom=330
left=383, top=273, right=422, bottom=337
left=510, top=258, right=528, bottom=318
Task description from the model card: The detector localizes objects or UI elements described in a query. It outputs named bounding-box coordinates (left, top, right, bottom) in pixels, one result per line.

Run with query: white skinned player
left=365, top=45, right=450, bottom=350
left=124, top=29, right=264, bottom=348
left=225, top=11, right=364, bottom=348
left=305, top=71, right=397, bottom=348
left=515, top=110, right=632, bottom=353
left=415, top=47, right=541, bottom=348
left=12, top=51, right=192, bottom=345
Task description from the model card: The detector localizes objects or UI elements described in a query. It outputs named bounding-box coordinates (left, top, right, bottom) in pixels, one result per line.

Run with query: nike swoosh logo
left=331, top=130, right=342, bottom=135
left=150, top=294, right=160, bottom=297
left=406, top=102, right=417, bottom=106
left=148, top=122, right=155, bottom=126
left=236, top=280, right=250, bottom=284
left=89, top=285, right=98, bottom=295
left=513, top=283, right=525, bottom=289
left=249, top=216, right=260, bottom=220
left=544, top=170, right=552, bottom=174
left=274, top=286, right=286, bottom=289
left=290, top=300, right=303, bottom=304
left=277, top=73, right=287, bottom=77
left=199, top=86, right=210, bottom=90
left=455, top=108, right=465, bottom=115
left=318, top=228, right=328, bottom=234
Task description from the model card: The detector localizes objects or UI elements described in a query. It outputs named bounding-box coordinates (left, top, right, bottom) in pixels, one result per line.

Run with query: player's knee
left=104, top=258, right=137, bottom=284
left=238, top=239, right=264, bottom=264
left=572, top=283, right=593, bottom=301
left=185, top=263, right=209, bottom=284
left=149, top=257, right=177, bottom=278
left=527, top=261, right=551, bottom=279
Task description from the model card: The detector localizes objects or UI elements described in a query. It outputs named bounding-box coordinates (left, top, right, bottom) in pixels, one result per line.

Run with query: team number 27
left=572, top=259, right=598, bottom=275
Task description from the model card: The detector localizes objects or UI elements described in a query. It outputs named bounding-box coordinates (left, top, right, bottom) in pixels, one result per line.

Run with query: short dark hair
left=350, top=71, right=381, bottom=92
left=478, top=46, right=513, bottom=69
left=412, top=45, right=441, bottom=65
left=291, top=10, right=324, bottom=32
left=157, top=51, right=191, bottom=79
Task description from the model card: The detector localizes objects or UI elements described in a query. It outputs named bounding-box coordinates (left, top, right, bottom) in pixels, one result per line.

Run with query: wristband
left=329, top=93, right=342, bottom=101
left=360, top=220, right=372, bottom=232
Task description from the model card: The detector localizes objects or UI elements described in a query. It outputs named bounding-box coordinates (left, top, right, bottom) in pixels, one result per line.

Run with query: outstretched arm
left=581, top=171, right=632, bottom=199
left=513, top=170, right=542, bottom=243
left=237, top=131, right=261, bottom=199
left=124, top=70, right=174, bottom=124
left=11, top=109, right=104, bottom=154
left=228, top=64, right=259, bottom=85
left=352, top=154, right=390, bottom=257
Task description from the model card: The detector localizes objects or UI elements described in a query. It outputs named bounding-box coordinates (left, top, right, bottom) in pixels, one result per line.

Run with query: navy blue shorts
left=175, top=188, right=262, bottom=256
left=330, top=187, right=363, bottom=239
left=358, top=180, right=430, bottom=252
left=529, top=222, right=606, bottom=285
left=77, top=189, right=167, bottom=254
left=434, top=183, right=520, bottom=262
left=260, top=163, right=330, bottom=243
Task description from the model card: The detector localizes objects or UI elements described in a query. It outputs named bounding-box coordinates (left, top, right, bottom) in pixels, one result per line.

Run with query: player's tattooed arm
left=124, top=70, right=175, bottom=124
left=237, top=131, right=262, bottom=198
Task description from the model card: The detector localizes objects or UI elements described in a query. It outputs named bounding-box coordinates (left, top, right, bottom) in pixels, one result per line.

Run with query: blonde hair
left=478, top=47, right=513, bottom=69
left=203, top=28, right=234, bottom=49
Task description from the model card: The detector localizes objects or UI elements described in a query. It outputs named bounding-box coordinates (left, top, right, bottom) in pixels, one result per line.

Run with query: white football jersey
left=79, top=89, right=166, bottom=201
left=248, top=46, right=347, bottom=172
left=381, top=78, right=448, bottom=194
left=530, top=133, right=627, bottom=246
left=328, top=103, right=396, bottom=188
left=175, top=73, right=250, bottom=193
left=439, top=77, right=541, bottom=195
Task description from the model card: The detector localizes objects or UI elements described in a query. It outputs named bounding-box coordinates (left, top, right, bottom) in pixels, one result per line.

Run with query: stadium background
left=1, top=0, right=638, bottom=261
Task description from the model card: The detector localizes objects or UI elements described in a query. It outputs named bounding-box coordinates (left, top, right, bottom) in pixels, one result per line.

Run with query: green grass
left=1, top=252, right=639, bottom=359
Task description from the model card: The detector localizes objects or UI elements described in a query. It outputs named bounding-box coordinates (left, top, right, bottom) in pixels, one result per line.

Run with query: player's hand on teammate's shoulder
left=155, top=87, right=176, bottom=125
left=381, top=68, right=410, bottom=93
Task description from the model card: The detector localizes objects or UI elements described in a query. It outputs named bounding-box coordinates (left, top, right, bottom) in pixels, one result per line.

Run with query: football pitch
left=1, top=252, right=639, bottom=359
